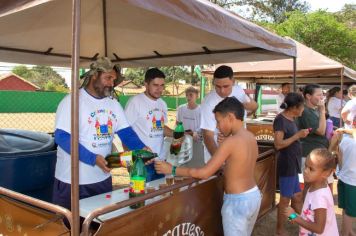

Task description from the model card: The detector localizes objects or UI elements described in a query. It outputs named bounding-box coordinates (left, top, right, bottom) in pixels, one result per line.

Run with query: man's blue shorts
left=279, top=175, right=301, bottom=198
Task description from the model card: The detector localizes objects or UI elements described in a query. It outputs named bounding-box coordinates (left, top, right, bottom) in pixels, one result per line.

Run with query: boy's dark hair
left=303, top=84, right=321, bottom=98
left=309, top=148, right=337, bottom=171
left=213, top=97, right=244, bottom=121
left=213, top=65, right=233, bottom=79
left=280, top=92, right=304, bottom=110
left=145, top=68, right=165, bottom=83
left=185, top=86, right=199, bottom=95
left=281, top=83, right=290, bottom=88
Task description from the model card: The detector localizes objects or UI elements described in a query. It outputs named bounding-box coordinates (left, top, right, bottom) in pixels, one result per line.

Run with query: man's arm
left=116, top=126, right=146, bottom=150
left=243, top=99, right=258, bottom=113
left=54, top=129, right=111, bottom=172
left=164, top=126, right=173, bottom=137
left=202, top=129, right=218, bottom=156
left=315, top=104, right=326, bottom=136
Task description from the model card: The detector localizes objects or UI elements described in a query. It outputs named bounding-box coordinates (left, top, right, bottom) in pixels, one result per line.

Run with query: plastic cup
left=165, top=175, right=174, bottom=185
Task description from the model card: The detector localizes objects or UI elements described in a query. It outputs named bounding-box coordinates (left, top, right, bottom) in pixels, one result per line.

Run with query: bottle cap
left=105, top=194, right=111, bottom=199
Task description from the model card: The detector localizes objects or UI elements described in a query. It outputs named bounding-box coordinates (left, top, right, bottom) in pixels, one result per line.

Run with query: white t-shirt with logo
left=125, top=93, right=168, bottom=159
left=200, top=85, right=250, bottom=163
left=55, top=88, right=129, bottom=184
left=176, top=104, right=201, bottom=132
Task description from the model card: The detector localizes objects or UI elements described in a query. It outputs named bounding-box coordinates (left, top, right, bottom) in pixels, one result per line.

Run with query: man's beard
left=94, top=85, right=113, bottom=98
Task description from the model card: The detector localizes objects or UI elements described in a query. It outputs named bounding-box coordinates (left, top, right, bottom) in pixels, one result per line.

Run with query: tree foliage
left=124, top=66, right=191, bottom=85
left=12, top=65, right=69, bottom=92
left=275, top=10, right=356, bottom=69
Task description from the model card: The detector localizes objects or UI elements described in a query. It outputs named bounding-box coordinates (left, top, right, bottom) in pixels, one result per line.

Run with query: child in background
left=176, top=86, right=201, bottom=141
left=285, top=148, right=339, bottom=236
left=329, top=115, right=356, bottom=236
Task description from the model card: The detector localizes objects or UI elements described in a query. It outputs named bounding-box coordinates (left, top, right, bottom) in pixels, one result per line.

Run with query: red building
left=0, top=73, right=39, bottom=91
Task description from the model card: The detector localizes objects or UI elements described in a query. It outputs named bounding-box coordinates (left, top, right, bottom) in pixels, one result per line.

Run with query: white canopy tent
left=0, top=0, right=296, bottom=67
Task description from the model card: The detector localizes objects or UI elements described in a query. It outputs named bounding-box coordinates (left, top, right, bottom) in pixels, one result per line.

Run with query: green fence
left=0, top=91, right=192, bottom=113
left=0, top=91, right=67, bottom=113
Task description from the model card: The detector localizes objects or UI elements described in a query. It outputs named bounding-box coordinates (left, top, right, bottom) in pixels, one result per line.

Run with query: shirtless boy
left=155, top=97, right=261, bottom=236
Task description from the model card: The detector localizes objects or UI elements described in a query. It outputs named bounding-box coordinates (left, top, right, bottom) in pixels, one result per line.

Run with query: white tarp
left=0, top=0, right=296, bottom=67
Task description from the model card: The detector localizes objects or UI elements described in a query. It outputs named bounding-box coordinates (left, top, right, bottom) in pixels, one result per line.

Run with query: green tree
left=124, top=67, right=146, bottom=85
left=275, top=10, right=356, bottom=69
left=334, top=4, right=356, bottom=29
left=12, top=65, right=69, bottom=91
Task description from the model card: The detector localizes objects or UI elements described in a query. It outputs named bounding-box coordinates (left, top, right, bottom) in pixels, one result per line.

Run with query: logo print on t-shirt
left=89, top=109, right=117, bottom=141
left=147, top=109, right=165, bottom=137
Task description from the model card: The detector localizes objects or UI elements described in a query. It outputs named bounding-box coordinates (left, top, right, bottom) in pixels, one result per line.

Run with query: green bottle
left=129, top=157, right=147, bottom=209
left=170, top=122, right=185, bottom=155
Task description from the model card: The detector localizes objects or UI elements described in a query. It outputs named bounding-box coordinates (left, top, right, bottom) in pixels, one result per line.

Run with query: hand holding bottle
left=96, top=155, right=111, bottom=173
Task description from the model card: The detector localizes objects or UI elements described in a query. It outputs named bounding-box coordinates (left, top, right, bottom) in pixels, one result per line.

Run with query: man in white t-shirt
left=176, top=86, right=201, bottom=141
left=341, top=85, right=356, bottom=129
left=53, top=57, right=147, bottom=210
left=200, top=65, right=258, bottom=163
left=276, top=83, right=291, bottom=113
left=125, top=68, right=174, bottom=181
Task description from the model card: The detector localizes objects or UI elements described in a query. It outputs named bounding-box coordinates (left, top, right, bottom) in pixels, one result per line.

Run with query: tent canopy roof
left=0, top=0, right=296, bottom=68
left=203, top=39, right=355, bottom=84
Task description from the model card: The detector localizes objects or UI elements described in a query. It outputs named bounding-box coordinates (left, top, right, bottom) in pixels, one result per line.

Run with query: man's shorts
left=52, top=176, right=112, bottom=210
left=279, top=175, right=301, bottom=198
left=338, top=180, right=356, bottom=217
left=221, top=186, right=262, bottom=236
left=301, top=157, right=334, bottom=184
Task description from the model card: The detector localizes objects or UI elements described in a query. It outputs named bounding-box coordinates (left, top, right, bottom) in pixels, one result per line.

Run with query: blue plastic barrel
left=0, top=129, right=56, bottom=202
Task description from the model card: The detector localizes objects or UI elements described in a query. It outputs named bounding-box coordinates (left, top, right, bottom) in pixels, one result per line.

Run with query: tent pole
left=340, top=68, right=344, bottom=128
left=70, top=0, right=81, bottom=235
left=293, top=57, right=297, bottom=92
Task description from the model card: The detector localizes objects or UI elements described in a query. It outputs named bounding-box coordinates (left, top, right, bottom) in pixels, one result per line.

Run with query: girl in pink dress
left=285, top=148, right=339, bottom=236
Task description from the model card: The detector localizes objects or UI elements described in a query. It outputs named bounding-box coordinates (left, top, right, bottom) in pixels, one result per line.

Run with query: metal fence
left=0, top=91, right=188, bottom=133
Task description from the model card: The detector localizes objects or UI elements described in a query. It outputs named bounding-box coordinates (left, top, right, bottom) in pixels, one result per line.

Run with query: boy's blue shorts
left=279, top=175, right=301, bottom=198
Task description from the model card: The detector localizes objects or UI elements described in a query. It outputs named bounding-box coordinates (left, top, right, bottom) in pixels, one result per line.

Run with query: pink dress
left=299, top=187, right=339, bottom=236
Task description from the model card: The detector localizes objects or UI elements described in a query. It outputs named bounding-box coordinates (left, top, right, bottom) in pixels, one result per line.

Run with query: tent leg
left=293, top=57, right=297, bottom=92
left=70, top=0, right=81, bottom=235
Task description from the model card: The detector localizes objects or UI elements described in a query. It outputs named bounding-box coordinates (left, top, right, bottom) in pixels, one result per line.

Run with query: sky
left=308, top=0, right=354, bottom=12
left=0, top=0, right=354, bottom=87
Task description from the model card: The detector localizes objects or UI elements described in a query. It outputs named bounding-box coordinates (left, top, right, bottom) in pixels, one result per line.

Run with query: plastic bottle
left=170, top=122, right=185, bottom=155
left=129, top=157, right=147, bottom=209
left=325, top=118, right=333, bottom=140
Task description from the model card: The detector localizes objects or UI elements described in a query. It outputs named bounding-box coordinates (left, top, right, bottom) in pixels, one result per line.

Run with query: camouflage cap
left=81, top=57, right=124, bottom=86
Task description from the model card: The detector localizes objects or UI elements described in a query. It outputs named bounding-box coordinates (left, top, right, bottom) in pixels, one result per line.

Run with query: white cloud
left=307, top=0, right=354, bottom=12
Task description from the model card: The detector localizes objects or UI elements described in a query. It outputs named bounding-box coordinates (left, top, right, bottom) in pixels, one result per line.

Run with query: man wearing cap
left=200, top=65, right=258, bottom=163
left=125, top=68, right=174, bottom=181
left=53, top=57, right=147, bottom=210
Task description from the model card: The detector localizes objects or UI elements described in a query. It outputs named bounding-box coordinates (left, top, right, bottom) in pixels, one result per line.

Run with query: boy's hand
left=96, top=155, right=111, bottom=173
left=154, top=160, right=172, bottom=175
left=217, top=132, right=226, bottom=145
left=284, top=207, right=295, bottom=219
